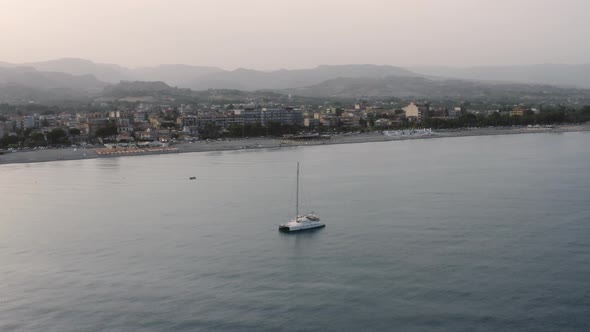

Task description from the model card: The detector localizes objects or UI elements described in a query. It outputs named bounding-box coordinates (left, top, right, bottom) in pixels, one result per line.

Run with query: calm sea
left=1, top=132, right=589, bottom=331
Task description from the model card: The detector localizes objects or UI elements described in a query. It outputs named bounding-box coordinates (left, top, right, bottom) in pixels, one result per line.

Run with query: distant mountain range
left=0, top=58, right=224, bottom=87
left=2, top=58, right=589, bottom=89
left=409, top=64, right=590, bottom=89
left=1, top=58, right=418, bottom=90
left=181, top=65, right=418, bottom=90
left=20, top=58, right=130, bottom=83
left=0, top=66, right=107, bottom=103
left=284, top=76, right=590, bottom=101
left=1, top=58, right=590, bottom=104
left=101, top=80, right=299, bottom=104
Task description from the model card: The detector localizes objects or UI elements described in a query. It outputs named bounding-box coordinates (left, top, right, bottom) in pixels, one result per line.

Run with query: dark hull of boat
left=279, top=224, right=325, bottom=233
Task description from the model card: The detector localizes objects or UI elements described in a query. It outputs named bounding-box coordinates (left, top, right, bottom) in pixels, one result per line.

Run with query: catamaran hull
left=279, top=223, right=325, bottom=232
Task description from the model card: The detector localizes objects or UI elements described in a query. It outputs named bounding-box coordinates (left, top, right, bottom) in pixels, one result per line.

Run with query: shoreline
left=1, top=125, right=589, bottom=166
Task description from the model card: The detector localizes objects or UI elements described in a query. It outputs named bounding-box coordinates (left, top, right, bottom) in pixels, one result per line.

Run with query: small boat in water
left=279, top=162, right=325, bottom=232
left=279, top=212, right=325, bottom=232
left=189, top=176, right=196, bottom=180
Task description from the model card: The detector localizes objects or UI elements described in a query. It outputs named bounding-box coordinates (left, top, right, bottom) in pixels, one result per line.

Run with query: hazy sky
left=1, top=0, right=588, bottom=69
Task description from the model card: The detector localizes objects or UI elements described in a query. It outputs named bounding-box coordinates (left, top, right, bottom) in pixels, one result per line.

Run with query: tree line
left=369, top=107, right=590, bottom=130
left=420, top=107, right=590, bottom=130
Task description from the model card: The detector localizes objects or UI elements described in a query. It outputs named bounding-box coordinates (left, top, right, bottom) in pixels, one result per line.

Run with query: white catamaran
left=279, top=162, right=325, bottom=232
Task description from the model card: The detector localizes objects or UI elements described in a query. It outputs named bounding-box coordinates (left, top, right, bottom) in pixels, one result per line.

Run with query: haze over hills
left=94, top=77, right=590, bottom=106
left=284, top=76, right=590, bottom=102
left=22, top=58, right=131, bottom=83
left=4, top=58, right=590, bottom=91
left=0, top=61, right=17, bottom=68
left=132, top=65, right=225, bottom=87
left=17, top=58, right=418, bottom=90
left=4, top=58, right=417, bottom=90
left=3, top=58, right=224, bottom=86
left=0, top=67, right=105, bottom=91
left=100, top=80, right=301, bottom=104
left=409, top=64, right=590, bottom=89
left=1, top=58, right=590, bottom=104
left=0, top=66, right=107, bottom=103
left=182, top=64, right=419, bottom=91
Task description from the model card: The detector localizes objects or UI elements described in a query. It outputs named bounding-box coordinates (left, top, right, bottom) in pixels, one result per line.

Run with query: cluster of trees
left=95, top=123, right=118, bottom=140
left=420, top=107, right=590, bottom=130
left=0, top=127, right=81, bottom=148
left=0, top=119, right=135, bottom=148
left=367, top=107, right=590, bottom=130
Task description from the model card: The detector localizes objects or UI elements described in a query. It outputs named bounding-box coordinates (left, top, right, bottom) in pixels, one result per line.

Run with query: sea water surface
left=1, top=133, right=589, bottom=331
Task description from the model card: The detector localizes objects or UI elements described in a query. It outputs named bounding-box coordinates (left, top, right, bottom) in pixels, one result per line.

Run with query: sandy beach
left=1, top=125, right=588, bottom=165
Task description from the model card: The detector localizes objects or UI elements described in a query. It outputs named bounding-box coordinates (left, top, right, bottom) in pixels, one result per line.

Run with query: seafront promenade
left=1, top=125, right=588, bottom=165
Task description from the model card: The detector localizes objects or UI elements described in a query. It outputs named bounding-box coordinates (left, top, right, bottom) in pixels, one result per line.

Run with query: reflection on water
left=95, top=157, right=121, bottom=170
left=279, top=227, right=325, bottom=252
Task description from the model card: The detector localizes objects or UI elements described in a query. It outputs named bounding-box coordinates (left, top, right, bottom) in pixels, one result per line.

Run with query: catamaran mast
left=296, top=162, right=299, bottom=220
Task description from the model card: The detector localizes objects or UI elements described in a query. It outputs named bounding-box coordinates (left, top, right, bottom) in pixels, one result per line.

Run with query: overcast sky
left=1, top=0, right=588, bottom=69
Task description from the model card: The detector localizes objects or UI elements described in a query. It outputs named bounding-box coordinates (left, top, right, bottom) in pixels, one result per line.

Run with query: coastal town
left=2, top=100, right=588, bottom=153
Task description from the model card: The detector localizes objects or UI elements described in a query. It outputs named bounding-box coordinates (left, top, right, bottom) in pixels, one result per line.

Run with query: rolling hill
left=182, top=64, right=419, bottom=90
left=2, top=59, right=590, bottom=105
left=284, top=76, right=590, bottom=103
left=24, top=58, right=130, bottom=83
left=408, top=64, right=590, bottom=89
left=0, top=66, right=108, bottom=103
left=13, top=59, right=420, bottom=89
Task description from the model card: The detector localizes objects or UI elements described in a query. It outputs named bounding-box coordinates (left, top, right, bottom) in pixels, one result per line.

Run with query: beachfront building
left=234, top=108, right=262, bottom=125
left=116, top=118, right=134, bottom=134
left=39, top=114, right=57, bottom=127
left=339, top=110, right=361, bottom=127
left=135, top=128, right=159, bottom=141
left=177, top=114, right=200, bottom=136
left=224, top=112, right=244, bottom=127
left=196, top=111, right=229, bottom=129
left=260, top=108, right=303, bottom=126
left=18, top=115, right=40, bottom=130
left=304, top=117, right=320, bottom=127
left=163, top=107, right=305, bottom=135
left=178, top=115, right=198, bottom=128
left=177, top=111, right=229, bottom=133
left=318, top=114, right=339, bottom=127
left=510, top=106, right=528, bottom=117
left=448, top=107, right=463, bottom=118
left=403, top=102, right=430, bottom=122
left=374, top=118, right=392, bottom=127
